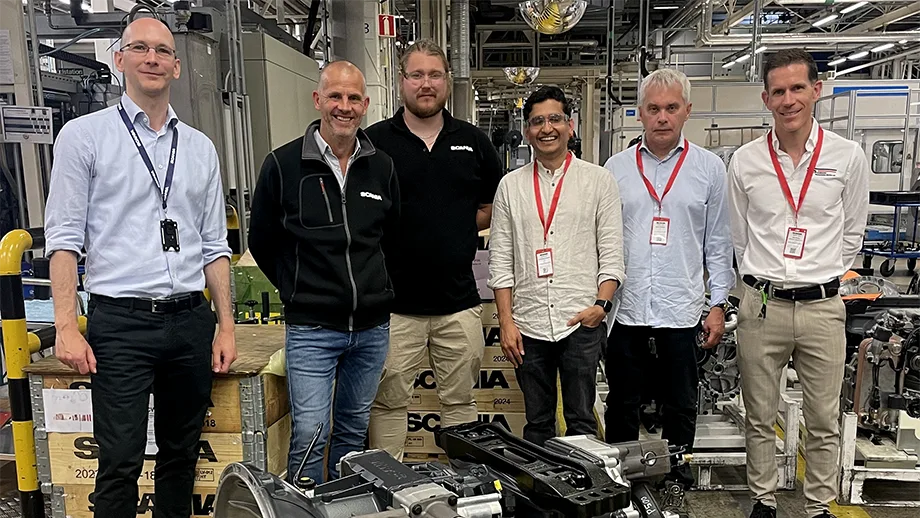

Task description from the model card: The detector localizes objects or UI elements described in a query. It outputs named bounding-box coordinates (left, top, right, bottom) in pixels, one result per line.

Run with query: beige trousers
left=368, top=306, right=484, bottom=460
left=736, top=283, right=846, bottom=517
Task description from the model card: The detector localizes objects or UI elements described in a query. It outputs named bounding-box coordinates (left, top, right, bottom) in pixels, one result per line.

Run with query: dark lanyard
left=117, top=103, right=178, bottom=211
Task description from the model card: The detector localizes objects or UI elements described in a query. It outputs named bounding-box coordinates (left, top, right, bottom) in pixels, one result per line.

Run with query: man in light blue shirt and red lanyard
left=44, top=18, right=236, bottom=518
left=728, top=50, right=869, bottom=518
left=603, top=68, right=735, bottom=489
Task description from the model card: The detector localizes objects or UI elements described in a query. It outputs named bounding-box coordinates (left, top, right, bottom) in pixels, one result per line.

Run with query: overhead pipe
left=747, top=0, right=764, bottom=83
left=450, top=0, right=472, bottom=122
left=606, top=0, right=622, bottom=107
left=481, top=40, right=598, bottom=49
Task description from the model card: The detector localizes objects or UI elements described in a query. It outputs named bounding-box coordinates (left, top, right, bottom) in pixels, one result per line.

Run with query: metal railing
left=1, top=228, right=85, bottom=518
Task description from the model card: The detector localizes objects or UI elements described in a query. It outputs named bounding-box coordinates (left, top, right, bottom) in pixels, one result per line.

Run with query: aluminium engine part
left=696, top=297, right=741, bottom=413
left=839, top=276, right=902, bottom=298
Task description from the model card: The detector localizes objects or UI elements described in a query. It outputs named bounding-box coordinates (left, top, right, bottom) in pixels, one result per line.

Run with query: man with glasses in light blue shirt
left=602, top=68, right=735, bottom=489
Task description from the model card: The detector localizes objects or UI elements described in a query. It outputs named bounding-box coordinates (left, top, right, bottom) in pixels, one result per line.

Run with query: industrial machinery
left=211, top=422, right=685, bottom=518
left=841, top=307, right=920, bottom=452
left=696, top=296, right=741, bottom=415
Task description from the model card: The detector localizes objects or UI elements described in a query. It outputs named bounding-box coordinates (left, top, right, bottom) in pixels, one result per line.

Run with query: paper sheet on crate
left=43, top=389, right=158, bottom=454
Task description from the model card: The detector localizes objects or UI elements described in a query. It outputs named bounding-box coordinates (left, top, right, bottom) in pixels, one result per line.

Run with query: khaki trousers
left=368, top=306, right=484, bottom=460
left=737, top=283, right=846, bottom=517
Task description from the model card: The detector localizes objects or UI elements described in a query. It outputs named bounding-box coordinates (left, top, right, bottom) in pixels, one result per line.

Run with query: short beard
left=403, top=94, right=445, bottom=119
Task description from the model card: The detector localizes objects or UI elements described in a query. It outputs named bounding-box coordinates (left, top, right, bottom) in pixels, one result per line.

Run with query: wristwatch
left=710, top=301, right=729, bottom=313
left=595, top=299, right=613, bottom=313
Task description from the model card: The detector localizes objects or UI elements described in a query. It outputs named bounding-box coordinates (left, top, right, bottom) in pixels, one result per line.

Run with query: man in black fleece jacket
left=248, top=61, right=399, bottom=484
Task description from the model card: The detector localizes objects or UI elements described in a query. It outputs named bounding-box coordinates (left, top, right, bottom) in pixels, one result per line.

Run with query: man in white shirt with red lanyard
left=727, top=49, right=869, bottom=518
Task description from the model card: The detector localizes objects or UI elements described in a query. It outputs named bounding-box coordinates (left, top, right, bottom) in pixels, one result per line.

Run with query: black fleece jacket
left=248, top=121, right=400, bottom=331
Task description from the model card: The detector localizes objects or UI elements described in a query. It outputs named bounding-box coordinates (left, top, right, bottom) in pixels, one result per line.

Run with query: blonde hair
left=399, top=39, right=451, bottom=77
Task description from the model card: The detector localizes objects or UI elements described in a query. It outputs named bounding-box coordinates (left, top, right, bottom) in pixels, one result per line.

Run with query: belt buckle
left=150, top=299, right=171, bottom=314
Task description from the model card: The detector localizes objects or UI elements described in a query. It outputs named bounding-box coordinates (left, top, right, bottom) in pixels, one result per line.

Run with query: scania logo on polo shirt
left=451, top=145, right=473, bottom=152
left=360, top=191, right=383, bottom=201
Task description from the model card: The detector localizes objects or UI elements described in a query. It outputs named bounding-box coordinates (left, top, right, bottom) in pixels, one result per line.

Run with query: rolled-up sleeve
left=703, top=158, right=736, bottom=306
left=487, top=178, right=515, bottom=290
left=200, top=143, right=232, bottom=265
left=44, top=121, right=93, bottom=257
left=595, top=172, right=626, bottom=287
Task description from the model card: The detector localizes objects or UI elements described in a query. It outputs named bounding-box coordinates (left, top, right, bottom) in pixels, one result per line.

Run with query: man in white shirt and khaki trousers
left=727, top=49, right=869, bottom=518
left=488, top=86, right=625, bottom=446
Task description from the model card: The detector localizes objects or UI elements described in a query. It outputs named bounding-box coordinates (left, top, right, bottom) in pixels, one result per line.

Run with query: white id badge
left=784, top=227, right=807, bottom=259
left=650, top=217, right=670, bottom=245
left=536, top=248, right=554, bottom=277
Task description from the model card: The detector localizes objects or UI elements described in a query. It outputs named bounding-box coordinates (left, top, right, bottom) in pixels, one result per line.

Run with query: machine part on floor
left=212, top=424, right=679, bottom=517
left=696, top=297, right=741, bottom=415
left=841, top=308, right=920, bottom=449
left=707, top=146, right=738, bottom=168
left=436, top=422, right=631, bottom=517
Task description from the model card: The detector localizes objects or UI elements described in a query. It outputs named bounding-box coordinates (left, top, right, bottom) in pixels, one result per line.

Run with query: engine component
left=839, top=276, right=901, bottom=299
left=841, top=307, right=920, bottom=450
left=696, top=297, right=741, bottom=414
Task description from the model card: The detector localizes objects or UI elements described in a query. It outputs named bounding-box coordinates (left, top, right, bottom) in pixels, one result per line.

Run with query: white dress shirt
left=727, top=118, right=870, bottom=287
left=488, top=155, right=626, bottom=342
left=605, top=138, right=735, bottom=328
left=44, top=93, right=231, bottom=299
left=314, top=129, right=361, bottom=190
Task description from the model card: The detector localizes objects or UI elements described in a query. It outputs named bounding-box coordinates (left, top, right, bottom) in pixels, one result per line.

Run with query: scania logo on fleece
left=451, top=145, right=473, bottom=152
left=360, top=191, right=383, bottom=201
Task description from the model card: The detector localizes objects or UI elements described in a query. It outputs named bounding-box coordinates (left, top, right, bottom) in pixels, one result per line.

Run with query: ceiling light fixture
left=872, top=43, right=895, bottom=52
left=736, top=54, right=751, bottom=63
left=652, top=5, right=679, bottom=9
left=813, top=14, right=839, bottom=28
left=722, top=61, right=736, bottom=69
left=848, top=50, right=869, bottom=60
left=828, top=57, right=846, bottom=66
left=840, top=1, right=868, bottom=15
left=519, top=0, right=588, bottom=35
left=755, top=45, right=768, bottom=54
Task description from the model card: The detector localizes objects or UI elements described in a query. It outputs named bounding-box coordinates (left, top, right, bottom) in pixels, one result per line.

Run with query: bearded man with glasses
left=364, top=39, right=503, bottom=460
left=45, top=18, right=235, bottom=518
left=488, top=86, right=625, bottom=446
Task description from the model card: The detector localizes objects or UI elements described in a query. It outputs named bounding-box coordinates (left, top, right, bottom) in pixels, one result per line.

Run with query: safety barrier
left=0, top=228, right=85, bottom=518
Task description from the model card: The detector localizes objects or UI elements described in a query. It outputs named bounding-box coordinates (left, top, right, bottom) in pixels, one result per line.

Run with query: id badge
left=650, top=217, right=670, bottom=245
left=536, top=248, right=554, bottom=277
left=783, top=227, right=806, bottom=259
left=160, top=219, right=180, bottom=252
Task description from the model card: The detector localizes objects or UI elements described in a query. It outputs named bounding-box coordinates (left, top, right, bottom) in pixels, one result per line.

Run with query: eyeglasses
left=528, top=113, right=569, bottom=128
left=120, top=42, right=177, bottom=59
left=404, top=71, right=447, bottom=84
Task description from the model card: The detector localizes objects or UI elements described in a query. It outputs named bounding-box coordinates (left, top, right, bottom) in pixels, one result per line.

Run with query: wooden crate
left=410, top=388, right=526, bottom=413
left=404, top=411, right=526, bottom=454
left=57, top=483, right=216, bottom=518
left=22, top=326, right=291, bottom=512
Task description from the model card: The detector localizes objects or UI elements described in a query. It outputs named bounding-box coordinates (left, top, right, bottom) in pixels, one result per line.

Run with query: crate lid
left=23, top=325, right=286, bottom=376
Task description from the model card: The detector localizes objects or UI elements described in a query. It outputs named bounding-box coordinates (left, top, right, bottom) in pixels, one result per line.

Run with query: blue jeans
left=285, top=322, right=390, bottom=483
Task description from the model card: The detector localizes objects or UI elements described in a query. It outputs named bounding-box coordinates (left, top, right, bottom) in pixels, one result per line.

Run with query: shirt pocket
left=299, top=174, right=341, bottom=229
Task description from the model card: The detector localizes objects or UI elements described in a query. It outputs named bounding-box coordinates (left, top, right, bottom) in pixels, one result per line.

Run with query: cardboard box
left=414, top=368, right=519, bottom=392
left=409, top=388, right=526, bottom=413
left=59, top=484, right=216, bottom=517
left=419, top=346, right=513, bottom=369
left=405, top=411, right=527, bottom=454
left=481, top=304, right=499, bottom=327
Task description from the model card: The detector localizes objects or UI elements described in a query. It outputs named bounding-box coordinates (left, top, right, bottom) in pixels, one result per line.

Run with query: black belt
left=91, top=292, right=205, bottom=314
left=742, top=275, right=839, bottom=301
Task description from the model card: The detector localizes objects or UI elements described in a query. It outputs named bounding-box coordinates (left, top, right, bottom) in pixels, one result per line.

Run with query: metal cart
left=861, top=191, right=920, bottom=277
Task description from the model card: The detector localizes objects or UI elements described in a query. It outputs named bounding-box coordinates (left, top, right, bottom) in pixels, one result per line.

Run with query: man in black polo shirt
left=366, top=39, right=504, bottom=460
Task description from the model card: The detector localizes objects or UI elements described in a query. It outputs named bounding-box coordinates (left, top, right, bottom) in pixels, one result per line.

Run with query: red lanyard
left=533, top=152, right=573, bottom=243
left=767, top=126, right=824, bottom=222
left=636, top=140, right=689, bottom=212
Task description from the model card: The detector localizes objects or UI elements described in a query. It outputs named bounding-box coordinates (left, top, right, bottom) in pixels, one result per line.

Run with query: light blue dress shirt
left=603, top=138, right=735, bottom=328
left=44, top=93, right=231, bottom=299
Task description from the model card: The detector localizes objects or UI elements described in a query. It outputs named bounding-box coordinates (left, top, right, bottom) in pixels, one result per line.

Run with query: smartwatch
left=595, top=299, right=613, bottom=313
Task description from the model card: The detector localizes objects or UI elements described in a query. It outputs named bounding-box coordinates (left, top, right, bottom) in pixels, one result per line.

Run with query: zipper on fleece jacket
left=340, top=176, right=358, bottom=332
left=319, top=178, right=333, bottom=223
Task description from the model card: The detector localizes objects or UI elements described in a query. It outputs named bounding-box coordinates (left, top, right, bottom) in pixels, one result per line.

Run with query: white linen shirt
left=488, top=155, right=626, bottom=342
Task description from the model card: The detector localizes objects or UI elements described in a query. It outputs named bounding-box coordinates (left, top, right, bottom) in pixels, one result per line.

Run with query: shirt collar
left=120, top=93, right=178, bottom=130
left=314, top=128, right=361, bottom=160
left=534, top=152, right=573, bottom=177
left=639, top=134, right=687, bottom=161
left=769, top=117, right=819, bottom=153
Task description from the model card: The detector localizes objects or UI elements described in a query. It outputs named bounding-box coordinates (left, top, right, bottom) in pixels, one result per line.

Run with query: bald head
left=319, top=61, right=366, bottom=95
left=122, top=17, right=176, bottom=50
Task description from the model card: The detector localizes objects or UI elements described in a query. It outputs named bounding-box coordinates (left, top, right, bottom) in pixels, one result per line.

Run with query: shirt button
left=549, top=279, right=553, bottom=283
left=550, top=304, right=554, bottom=308
left=550, top=231, right=554, bottom=235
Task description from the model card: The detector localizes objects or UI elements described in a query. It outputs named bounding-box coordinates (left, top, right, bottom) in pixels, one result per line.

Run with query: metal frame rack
left=860, top=191, right=920, bottom=277
left=838, top=412, right=920, bottom=507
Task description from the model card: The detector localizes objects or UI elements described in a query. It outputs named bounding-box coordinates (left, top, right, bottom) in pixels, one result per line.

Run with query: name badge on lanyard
left=117, top=103, right=181, bottom=252
left=636, top=140, right=689, bottom=246
left=533, top=153, right=573, bottom=277
left=767, top=127, right=824, bottom=260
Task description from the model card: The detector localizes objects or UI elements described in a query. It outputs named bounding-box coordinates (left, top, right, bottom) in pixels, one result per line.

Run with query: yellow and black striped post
left=0, top=228, right=44, bottom=518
